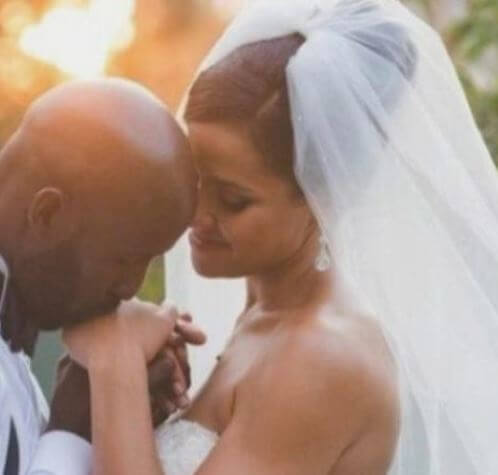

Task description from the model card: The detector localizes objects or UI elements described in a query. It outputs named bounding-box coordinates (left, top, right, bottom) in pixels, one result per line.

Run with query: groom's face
left=2, top=81, right=197, bottom=332
left=15, top=183, right=188, bottom=331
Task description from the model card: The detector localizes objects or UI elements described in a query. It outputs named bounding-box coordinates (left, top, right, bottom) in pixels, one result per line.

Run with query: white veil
left=167, top=0, right=498, bottom=472
left=0, top=255, right=9, bottom=333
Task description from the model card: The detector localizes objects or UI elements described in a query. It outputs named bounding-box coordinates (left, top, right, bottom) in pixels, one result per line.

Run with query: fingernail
left=173, top=382, right=185, bottom=396
left=165, top=401, right=176, bottom=414
left=178, top=395, right=190, bottom=408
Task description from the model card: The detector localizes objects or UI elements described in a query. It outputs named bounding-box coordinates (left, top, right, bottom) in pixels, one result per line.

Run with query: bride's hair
left=185, top=33, right=305, bottom=194
left=185, top=9, right=417, bottom=193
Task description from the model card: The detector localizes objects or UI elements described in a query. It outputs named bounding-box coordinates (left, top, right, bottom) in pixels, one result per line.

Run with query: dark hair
left=185, top=33, right=305, bottom=193
left=185, top=17, right=417, bottom=193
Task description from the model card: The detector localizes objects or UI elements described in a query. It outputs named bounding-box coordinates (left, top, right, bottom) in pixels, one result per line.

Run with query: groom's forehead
left=83, top=202, right=179, bottom=251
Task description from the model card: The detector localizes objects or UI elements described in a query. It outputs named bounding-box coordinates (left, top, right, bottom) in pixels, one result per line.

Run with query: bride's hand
left=63, top=298, right=179, bottom=368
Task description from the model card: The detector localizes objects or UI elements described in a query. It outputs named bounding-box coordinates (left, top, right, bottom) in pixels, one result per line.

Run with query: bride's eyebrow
left=213, top=178, right=253, bottom=194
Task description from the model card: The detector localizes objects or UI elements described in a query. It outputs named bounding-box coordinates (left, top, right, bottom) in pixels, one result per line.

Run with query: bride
left=64, top=0, right=498, bottom=474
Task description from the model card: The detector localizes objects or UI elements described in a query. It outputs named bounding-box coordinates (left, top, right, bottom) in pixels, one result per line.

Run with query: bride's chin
left=192, top=256, right=221, bottom=277
left=191, top=256, right=242, bottom=279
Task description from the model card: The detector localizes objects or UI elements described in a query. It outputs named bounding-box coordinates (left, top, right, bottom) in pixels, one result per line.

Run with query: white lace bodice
left=155, top=419, right=218, bottom=475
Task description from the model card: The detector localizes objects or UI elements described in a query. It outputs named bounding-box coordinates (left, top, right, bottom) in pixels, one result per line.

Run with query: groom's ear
left=27, top=187, right=76, bottom=244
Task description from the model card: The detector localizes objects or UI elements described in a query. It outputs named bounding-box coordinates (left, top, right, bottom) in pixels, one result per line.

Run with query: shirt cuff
left=29, top=431, right=92, bottom=475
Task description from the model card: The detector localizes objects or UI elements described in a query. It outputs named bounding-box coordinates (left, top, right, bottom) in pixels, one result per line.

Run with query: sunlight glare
left=19, top=0, right=136, bottom=78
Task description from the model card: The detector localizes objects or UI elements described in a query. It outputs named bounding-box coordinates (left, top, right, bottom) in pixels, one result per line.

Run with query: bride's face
left=187, top=121, right=315, bottom=278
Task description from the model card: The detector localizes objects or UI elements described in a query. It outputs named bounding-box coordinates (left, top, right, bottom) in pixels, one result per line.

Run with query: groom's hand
left=49, top=313, right=206, bottom=438
left=46, top=356, right=91, bottom=441
left=149, top=314, right=207, bottom=425
left=149, top=348, right=188, bottom=426
left=47, top=354, right=179, bottom=441
left=47, top=343, right=199, bottom=440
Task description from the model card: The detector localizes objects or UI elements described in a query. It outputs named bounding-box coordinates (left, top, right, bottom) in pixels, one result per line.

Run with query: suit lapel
left=3, top=419, right=19, bottom=475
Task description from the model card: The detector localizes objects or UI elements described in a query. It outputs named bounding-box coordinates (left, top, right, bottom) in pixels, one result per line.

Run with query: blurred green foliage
left=460, top=75, right=498, bottom=162
left=405, top=0, right=498, bottom=163
left=138, top=256, right=165, bottom=304
left=450, top=0, right=498, bottom=61
left=449, top=0, right=498, bottom=162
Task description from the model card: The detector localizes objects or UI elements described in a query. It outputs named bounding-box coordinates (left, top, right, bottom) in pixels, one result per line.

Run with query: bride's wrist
left=88, top=338, right=146, bottom=377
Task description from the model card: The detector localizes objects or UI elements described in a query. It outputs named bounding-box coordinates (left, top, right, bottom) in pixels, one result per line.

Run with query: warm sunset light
left=19, top=0, right=136, bottom=78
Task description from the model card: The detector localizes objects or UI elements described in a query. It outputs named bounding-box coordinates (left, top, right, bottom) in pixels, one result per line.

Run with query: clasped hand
left=48, top=299, right=206, bottom=440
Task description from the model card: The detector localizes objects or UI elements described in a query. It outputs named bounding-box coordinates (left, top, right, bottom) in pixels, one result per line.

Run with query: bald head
left=0, top=78, right=197, bottom=239
left=2, top=78, right=195, bottom=208
left=0, top=79, right=197, bottom=336
left=24, top=78, right=187, bottom=165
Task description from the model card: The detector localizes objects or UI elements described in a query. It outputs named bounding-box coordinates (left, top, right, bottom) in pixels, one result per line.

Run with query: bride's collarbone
left=231, top=303, right=328, bottom=342
left=184, top=307, right=347, bottom=434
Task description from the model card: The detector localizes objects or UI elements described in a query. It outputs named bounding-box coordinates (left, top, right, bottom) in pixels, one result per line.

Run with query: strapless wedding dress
left=155, top=419, right=218, bottom=474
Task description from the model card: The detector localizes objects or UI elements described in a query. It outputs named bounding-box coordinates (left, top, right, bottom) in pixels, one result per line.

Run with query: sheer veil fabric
left=167, top=0, right=498, bottom=473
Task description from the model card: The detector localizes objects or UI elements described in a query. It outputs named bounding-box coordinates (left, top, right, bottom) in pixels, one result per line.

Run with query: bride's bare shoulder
left=234, top=309, right=399, bottom=467
left=243, top=307, right=397, bottom=408
left=310, top=309, right=396, bottom=379
left=294, top=309, right=395, bottom=388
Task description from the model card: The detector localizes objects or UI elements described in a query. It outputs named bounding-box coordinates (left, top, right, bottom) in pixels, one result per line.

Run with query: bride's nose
left=191, top=207, right=217, bottom=233
left=191, top=184, right=218, bottom=231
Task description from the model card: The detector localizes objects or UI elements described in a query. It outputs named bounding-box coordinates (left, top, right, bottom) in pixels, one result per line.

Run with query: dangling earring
left=314, top=235, right=332, bottom=272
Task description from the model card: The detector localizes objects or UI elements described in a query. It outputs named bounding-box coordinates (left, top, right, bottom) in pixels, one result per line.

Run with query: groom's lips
left=189, top=231, right=228, bottom=250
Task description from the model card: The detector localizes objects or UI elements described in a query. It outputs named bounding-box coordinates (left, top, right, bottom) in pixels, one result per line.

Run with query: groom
left=0, top=78, right=201, bottom=474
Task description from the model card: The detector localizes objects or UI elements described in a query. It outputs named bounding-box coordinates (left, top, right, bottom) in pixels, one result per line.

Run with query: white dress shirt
left=0, top=336, right=92, bottom=474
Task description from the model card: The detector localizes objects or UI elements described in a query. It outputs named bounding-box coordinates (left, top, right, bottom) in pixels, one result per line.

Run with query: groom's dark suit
left=0, top=267, right=91, bottom=475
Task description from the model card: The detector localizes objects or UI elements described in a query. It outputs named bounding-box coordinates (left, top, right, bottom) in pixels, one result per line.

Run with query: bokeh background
left=0, top=0, right=495, bottom=398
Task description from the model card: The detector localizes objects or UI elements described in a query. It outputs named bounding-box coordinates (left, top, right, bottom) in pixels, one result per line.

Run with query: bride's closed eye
left=214, top=181, right=255, bottom=213
left=218, top=191, right=253, bottom=213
